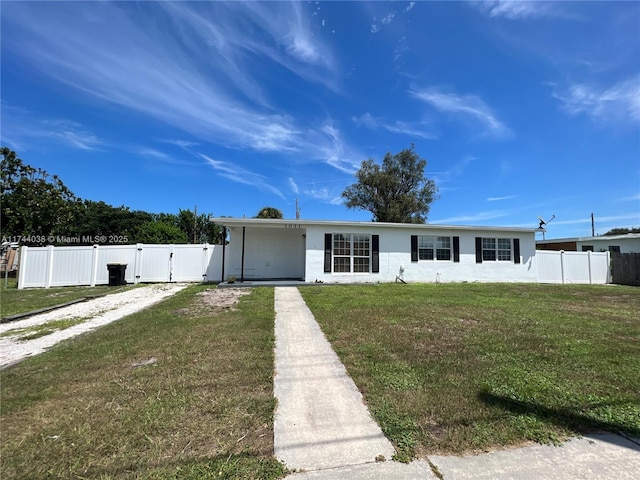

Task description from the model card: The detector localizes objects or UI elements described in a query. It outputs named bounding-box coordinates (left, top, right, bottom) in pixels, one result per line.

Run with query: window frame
left=332, top=233, right=371, bottom=273
left=417, top=235, right=452, bottom=261
left=482, top=237, right=512, bottom=262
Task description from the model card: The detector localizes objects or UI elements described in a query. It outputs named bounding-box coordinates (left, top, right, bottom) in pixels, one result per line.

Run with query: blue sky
left=2, top=1, right=639, bottom=239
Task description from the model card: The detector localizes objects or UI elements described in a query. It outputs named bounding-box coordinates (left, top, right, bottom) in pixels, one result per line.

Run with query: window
left=418, top=236, right=451, bottom=261
left=582, top=245, right=594, bottom=252
left=481, top=237, right=511, bottom=261
left=609, top=246, right=621, bottom=253
left=333, top=233, right=370, bottom=273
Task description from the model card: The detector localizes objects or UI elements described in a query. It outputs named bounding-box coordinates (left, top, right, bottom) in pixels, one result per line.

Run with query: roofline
left=536, top=233, right=640, bottom=243
left=209, top=217, right=537, bottom=233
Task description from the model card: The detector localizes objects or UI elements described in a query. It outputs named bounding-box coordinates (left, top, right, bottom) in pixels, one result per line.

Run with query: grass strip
left=1, top=285, right=287, bottom=479
left=300, top=283, right=640, bottom=460
left=0, top=279, right=135, bottom=317
left=1, top=316, right=88, bottom=340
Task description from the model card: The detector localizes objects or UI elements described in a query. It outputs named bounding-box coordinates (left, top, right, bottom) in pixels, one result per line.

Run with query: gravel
left=0, top=283, right=189, bottom=369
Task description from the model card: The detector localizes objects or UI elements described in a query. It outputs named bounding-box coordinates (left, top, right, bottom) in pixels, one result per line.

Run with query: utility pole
left=194, top=205, right=198, bottom=243
left=591, top=212, right=595, bottom=237
left=296, top=198, right=300, bottom=220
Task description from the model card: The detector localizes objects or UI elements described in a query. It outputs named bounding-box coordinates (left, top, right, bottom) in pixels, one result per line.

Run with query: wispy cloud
left=384, top=121, right=437, bottom=140
left=405, top=2, right=416, bottom=13
left=410, top=87, right=511, bottom=138
left=2, top=107, right=105, bottom=151
left=304, top=187, right=343, bottom=205
left=45, top=120, right=104, bottom=151
left=352, top=112, right=437, bottom=139
left=2, top=2, right=335, bottom=157
left=432, top=209, right=513, bottom=224
left=382, top=12, right=396, bottom=25
left=473, top=1, right=557, bottom=20
left=200, top=153, right=284, bottom=199
left=309, top=123, right=363, bottom=174
left=288, top=177, right=300, bottom=195
left=487, top=195, right=516, bottom=202
left=551, top=76, right=640, bottom=125
left=137, top=147, right=194, bottom=166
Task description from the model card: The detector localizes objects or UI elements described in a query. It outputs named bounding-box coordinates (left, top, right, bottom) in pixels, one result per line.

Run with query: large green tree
left=342, top=145, right=438, bottom=223
left=177, top=209, right=225, bottom=244
left=135, top=221, right=188, bottom=244
left=70, top=200, right=152, bottom=241
left=1, top=147, right=80, bottom=241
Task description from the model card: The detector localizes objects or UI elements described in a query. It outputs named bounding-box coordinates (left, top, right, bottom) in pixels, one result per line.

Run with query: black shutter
left=411, top=235, right=418, bottom=262
left=372, top=235, right=379, bottom=273
left=324, top=234, right=332, bottom=273
left=513, top=238, right=521, bottom=264
left=453, top=236, right=460, bottom=263
left=475, top=237, right=483, bottom=263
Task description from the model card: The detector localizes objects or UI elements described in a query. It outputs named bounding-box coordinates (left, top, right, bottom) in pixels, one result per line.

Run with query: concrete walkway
left=273, top=287, right=640, bottom=479
left=273, top=287, right=396, bottom=472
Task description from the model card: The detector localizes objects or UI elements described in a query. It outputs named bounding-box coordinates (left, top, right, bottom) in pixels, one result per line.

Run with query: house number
left=285, top=224, right=300, bottom=229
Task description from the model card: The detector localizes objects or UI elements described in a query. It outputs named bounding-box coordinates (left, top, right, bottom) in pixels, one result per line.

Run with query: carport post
left=221, top=227, right=226, bottom=282
left=241, top=226, right=246, bottom=282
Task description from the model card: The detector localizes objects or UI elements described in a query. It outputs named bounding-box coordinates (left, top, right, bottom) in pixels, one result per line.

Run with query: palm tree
left=255, top=206, right=283, bottom=219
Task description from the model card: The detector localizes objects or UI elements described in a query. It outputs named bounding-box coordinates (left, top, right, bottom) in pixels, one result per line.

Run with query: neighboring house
left=209, top=218, right=537, bottom=284
left=537, top=234, right=640, bottom=254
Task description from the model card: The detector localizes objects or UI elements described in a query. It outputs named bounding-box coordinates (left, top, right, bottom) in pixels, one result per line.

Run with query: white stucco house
left=209, top=218, right=538, bottom=284
left=537, top=233, right=640, bottom=254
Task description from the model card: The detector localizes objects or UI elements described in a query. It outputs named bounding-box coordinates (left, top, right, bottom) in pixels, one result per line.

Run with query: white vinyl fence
left=18, top=244, right=223, bottom=289
left=535, top=250, right=610, bottom=284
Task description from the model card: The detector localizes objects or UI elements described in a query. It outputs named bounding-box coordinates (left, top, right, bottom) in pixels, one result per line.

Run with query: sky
left=1, top=0, right=639, bottom=240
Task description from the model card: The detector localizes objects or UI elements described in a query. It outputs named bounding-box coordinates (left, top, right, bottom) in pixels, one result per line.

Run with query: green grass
left=1, top=285, right=287, bottom=479
left=300, top=283, right=640, bottom=460
left=1, top=316, right=88, bottom=340
left=0, top=278, right=135, bottom=318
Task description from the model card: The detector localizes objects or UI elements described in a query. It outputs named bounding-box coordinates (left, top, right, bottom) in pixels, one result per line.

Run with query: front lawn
left=300, top=283, right=640, bottom=461
left=1, top=285, right=287, bottom=479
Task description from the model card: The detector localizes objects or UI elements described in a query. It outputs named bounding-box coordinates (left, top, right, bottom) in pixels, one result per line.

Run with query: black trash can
left=107, top=263, right=127, bottom=286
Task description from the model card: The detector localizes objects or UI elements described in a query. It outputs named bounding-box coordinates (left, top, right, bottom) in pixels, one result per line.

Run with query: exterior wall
left=577, top=237, right=640, bottom=254
left=304, top=225, right=537, bottom=284
left=536, top=241, right=577, bottom=251
left=224, top=226, right=305, bottom=280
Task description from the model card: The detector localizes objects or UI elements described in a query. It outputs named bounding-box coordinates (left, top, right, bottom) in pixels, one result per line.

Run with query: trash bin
left=107, top=263, right=127, bottom=286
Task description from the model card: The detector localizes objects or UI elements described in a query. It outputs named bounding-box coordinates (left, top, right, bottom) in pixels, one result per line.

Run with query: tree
left=342, top=145, right=438, bottom=223
left=177, top=209, right=225, bottom=244
left=255, top=206, right=284, bottom=219
left=135, top=221, right=188, bottom=244
left=604, top=227, right=640, bottom=236
left=1, top=147, right=81, bottom=242
left=70, top=200, right=152, bottom=242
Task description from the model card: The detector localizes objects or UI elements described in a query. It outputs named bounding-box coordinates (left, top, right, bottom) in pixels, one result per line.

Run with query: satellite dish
left=538, top=215, right=555, bottom=229
left=537, top=215, right=555, bottom=240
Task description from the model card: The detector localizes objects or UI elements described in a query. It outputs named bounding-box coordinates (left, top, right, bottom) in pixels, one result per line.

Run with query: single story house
left=209, top=218, right=538, bottom=284
left=536, top=233, right=640, bottom=254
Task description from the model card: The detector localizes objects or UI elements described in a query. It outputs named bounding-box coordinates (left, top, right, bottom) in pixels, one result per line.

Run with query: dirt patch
left=196, top=288, right=251, bottom=309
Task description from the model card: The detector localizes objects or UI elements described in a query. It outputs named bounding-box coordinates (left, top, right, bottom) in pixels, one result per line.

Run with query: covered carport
left=211, top=218, right=306, bottom=282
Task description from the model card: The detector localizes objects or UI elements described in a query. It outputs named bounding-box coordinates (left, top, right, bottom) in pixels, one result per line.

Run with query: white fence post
left=560, top=250, right=565, bottom=284
left=134, top=244, right=143, bottom=284
left=17, top=246, right=28, bottom=289
left=90, top=244, right=99, bottom=287
left=45, top=245, right=54, bottom=288
left=587, top=250, right=592, bottom=285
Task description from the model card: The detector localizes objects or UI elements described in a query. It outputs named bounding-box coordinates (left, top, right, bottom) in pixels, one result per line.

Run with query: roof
left=536, top=233, right=640, bottom=244
left=209, top=217, right=537, bottom=233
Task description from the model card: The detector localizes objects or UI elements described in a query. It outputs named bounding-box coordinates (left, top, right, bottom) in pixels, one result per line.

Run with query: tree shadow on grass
left=478, top=390, right=640, bottom=445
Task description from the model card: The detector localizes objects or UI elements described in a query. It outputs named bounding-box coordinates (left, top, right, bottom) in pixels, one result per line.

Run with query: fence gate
left=611, top=253, right=640, bottom=286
